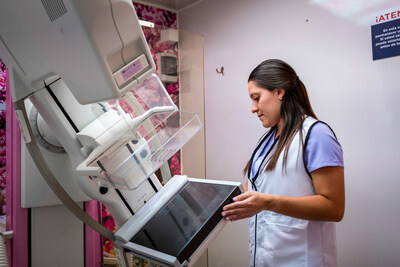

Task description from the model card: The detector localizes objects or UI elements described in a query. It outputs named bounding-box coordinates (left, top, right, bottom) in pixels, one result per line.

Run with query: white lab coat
left=248, top=117, right=337, bottom=267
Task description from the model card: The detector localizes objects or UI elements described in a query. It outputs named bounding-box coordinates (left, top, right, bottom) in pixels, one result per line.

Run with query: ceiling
left=134, top=0, right=203, bottom=12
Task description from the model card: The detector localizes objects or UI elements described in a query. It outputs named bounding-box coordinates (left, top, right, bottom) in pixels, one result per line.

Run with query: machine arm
left=14, top=98, right=116, bottom=241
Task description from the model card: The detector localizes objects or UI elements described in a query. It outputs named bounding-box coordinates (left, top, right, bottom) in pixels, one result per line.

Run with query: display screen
left=161, top=56, right=177, bottom=76
left=130, top=181, right=241, bottom=263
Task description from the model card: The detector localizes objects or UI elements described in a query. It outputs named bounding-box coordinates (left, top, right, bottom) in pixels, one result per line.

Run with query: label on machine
left=113, top=54, right=149, bottom=87
left=15, top=109, right=32, bottom=143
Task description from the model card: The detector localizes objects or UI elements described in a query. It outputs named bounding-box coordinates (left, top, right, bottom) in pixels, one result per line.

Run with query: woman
left=222, top=59, right=345, bottom=267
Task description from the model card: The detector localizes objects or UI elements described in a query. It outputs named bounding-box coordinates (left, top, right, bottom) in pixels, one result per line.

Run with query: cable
left=108, top=0, right=127, bottom=65
left=0, top=232, right=9, bottom=267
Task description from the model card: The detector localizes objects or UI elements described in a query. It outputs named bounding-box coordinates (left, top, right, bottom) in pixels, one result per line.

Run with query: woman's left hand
left=221, top=191, right=274, bottom=221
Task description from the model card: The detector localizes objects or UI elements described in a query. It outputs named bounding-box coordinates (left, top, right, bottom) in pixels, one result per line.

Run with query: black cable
left=253, top=214, right=257, bottom=267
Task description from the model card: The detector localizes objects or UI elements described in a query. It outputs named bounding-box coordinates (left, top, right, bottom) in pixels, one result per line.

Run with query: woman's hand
left=221, top=191, right=275, bottom=221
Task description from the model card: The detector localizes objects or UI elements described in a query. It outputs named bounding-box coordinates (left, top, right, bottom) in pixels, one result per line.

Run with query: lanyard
left=248, top=128, right=279, bottom=190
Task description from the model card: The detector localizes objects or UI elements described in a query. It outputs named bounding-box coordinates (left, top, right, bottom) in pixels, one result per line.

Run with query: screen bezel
left=115, top=177, right=244, bottom=266
left=176, top=184, right=241, bottom=263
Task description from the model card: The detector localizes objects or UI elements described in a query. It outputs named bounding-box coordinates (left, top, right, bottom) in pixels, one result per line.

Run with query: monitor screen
left=161, top=56, right=178, bottom=76
left=130, top=181, right=241, bottom=263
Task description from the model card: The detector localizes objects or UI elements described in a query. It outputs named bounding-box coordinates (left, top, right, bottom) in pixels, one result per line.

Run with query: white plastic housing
left=0, top=0, right=155, bottom=104
left=75, top=75, right=201, bottom=190
left=160, top=28, right=179, bottom=45
left=77, top=110, right=202, bottom=190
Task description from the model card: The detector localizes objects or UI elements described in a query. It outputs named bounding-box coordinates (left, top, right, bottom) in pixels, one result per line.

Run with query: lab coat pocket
left=260, top=212, right=309, bottom=266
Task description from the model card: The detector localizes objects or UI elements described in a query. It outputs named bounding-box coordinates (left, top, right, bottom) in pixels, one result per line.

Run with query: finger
left=233, top=191, right=252, bottom=201
left=225, top=212, right=253, bottom=221
left=223, top=199, right=248, bottom=211
left=221, top=207, right=248, bottom=217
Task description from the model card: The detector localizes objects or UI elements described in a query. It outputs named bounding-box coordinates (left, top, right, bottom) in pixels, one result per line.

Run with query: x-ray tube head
left=0, top=0, right=155, bottom=104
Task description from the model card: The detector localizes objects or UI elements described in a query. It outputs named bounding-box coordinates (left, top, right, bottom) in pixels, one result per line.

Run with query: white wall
left=31, top=204, right=84, bottom=267
left=179, top=0, right=400, bottom=266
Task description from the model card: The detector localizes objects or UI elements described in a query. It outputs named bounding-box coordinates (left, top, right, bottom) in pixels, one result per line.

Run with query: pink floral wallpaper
left=0, top=60, right=6, bottom=216
left=134, top=3, right=178, bottom=29
left=102, top=2, right=181, bottom=256
left=133, top=1, right=181, bottom=177
left=101, top=204, right=117, bottom=256
left=134, top=4, right=180, bottom=108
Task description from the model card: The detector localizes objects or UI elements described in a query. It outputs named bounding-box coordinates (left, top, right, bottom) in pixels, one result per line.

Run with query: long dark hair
left=244, top=59, right=317, bottom=175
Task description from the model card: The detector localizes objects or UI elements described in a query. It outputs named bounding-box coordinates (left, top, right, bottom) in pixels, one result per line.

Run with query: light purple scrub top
left=251, top=122, right=344, bottom=178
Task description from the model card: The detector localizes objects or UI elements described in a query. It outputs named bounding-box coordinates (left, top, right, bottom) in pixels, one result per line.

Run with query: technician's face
left=248, top=81, right=283, bottom=128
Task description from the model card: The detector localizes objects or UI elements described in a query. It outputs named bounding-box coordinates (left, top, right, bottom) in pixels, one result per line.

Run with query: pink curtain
left=85, top=201, right=102, bottom=267
left=5, top=66, right=29, bottom=267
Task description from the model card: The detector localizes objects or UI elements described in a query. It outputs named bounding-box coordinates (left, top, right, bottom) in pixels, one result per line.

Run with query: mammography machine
left=0, top=0, right=243, bottom=266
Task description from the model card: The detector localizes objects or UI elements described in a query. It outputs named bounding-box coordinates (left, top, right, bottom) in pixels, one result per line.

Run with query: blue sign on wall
left=371, top=7, right=400, bottom=60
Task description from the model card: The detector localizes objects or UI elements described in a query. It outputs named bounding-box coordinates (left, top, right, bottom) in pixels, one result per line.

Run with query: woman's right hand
left=221, top=191, right=275, bottom=221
